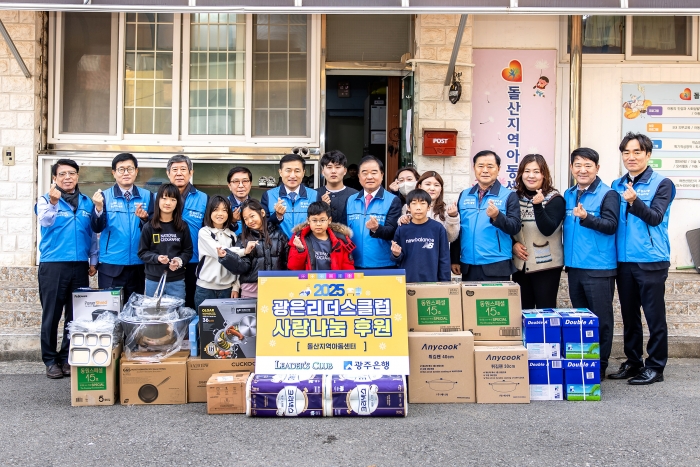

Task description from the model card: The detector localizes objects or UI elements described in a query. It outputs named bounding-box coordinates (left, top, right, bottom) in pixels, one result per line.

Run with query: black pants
left=38, top=261, right=89, bottom=366
left=512, top=267, right=563, bottom=309
left=184, top=262, right=199, bottom=309
left=616, top=262, right=668, bottom=371
left=461, top=264, right=510, bottom=282
left=567, top=268, right=615, bottom=372
left=98, top=265, right=145, bottom=303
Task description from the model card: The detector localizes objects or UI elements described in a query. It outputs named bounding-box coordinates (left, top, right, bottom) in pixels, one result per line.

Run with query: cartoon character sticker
left=533, top=76, right=549, bottom=97
left=623, top=94, right=653, bottom=119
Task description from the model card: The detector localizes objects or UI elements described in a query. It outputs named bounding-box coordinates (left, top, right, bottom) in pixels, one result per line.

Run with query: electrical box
left=2, top=146, right=14, bottom=166
left=422, top=129, right=457, bottom=157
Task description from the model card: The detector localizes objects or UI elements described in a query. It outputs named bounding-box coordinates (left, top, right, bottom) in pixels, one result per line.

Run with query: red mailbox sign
left=423, top=128, right=458, bottom=156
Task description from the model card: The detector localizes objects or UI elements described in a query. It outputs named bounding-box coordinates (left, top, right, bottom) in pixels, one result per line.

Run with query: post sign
left=256, top=270, right=409, bottom=375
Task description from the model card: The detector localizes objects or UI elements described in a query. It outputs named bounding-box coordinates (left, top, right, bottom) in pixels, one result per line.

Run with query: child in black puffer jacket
left=219, top=199, right=288, bottom=298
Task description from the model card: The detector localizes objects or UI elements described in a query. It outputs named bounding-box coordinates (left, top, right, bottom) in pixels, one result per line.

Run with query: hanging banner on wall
left=256, top=270, right=409, bottom=375
left=622, top=83, right=700, bottom=199
left=472, top=49, right=557, bottom=189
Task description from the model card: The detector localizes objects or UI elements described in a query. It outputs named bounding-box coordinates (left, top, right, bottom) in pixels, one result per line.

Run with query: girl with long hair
left=398, top=171, right=460, bottom=242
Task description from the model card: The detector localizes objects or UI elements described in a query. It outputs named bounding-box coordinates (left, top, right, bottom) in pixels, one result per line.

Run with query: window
left=631, top=16, right=692, bottom=57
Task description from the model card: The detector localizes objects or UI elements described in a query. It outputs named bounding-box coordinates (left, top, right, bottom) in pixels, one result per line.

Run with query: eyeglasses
left=115, top=167, right=136, bottom=174
left=169, top=168, right=190, bottom=174
left=309, top=218, right=329, bottom=225
left=57, top=170, right=78, bottom=178
left=229, top=179, right=251, bottom=186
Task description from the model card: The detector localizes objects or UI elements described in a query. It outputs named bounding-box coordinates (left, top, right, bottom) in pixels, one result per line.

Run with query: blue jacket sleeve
left=438, top=226, right=451, bottom=281
left=627, top=179, right=675, bottom=227
left=491, top=192, right=522, bottom=236
left=370, top=196, right=402, bottom=241
left=580, top=190, right=620, bottom=235
left=261, top=190, right=281, bottom=226
left=90, top=192, right=107, bottom=233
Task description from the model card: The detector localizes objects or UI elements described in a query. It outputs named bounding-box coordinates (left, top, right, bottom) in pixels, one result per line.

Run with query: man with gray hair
left=166, top=154, right=208, bottom=307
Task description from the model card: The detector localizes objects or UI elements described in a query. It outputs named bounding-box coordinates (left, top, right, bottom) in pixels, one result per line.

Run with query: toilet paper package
left=324, top=374, right=407, bottom=417
left=246, top=374, right=325, bottom=417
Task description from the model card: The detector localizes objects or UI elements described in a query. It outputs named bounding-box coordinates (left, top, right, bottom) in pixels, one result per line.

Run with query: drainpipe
left=569, top=15, right=583, bottom=185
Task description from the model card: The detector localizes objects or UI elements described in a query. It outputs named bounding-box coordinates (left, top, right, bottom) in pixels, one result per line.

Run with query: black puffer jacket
left=219, top=221, right=289, bottom=284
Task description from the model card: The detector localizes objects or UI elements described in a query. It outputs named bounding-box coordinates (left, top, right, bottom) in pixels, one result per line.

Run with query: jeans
left=145, top=279, right=186, bottom=300
left=194, top=286, right=233, bottom=309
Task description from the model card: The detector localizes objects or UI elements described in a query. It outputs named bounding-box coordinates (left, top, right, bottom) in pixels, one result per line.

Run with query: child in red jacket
left=288, top=201, right=356, bottom=271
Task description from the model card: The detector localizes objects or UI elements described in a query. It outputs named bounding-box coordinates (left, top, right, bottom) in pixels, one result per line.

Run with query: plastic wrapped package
left=121, top=292, right=185, bottom=319
left=67, top=310, right=122, bottom=346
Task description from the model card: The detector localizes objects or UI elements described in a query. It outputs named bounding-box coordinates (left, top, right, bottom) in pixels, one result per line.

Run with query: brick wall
left=0, top=11, right=40, bottom=267
left=412, top=14, right=473, bottom=201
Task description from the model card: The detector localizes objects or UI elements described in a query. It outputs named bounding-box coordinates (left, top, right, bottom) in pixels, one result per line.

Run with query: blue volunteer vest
left=346, top=187, right=398, bottom=268
left=98, top=185, right=152, bottom=266
left=457, top=181, right=514, bottom=265
left=612, top=169, right=675, bottom=263
left=563, top=178, right=617, bottom=270
left=38, top=193, right=93, bottom=263
left=182, top=185, right=208, bottom=263
left=265, top=185, right=318, bottom=239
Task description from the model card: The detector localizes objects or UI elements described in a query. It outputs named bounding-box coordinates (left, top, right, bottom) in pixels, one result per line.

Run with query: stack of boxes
left=560, top=310, right=601, bottom=401
left=522, top=311, right=563, bottom=401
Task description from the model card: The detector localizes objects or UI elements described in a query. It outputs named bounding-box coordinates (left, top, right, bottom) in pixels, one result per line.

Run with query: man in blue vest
left=563, top=147, right=620, bottom=380
left=451, top=150, right=521, bottom=281
left=227, top=166, right=254, bottom=236
left=91, top=153, right=152, bottom=302
left=36, top=159, right=98, bottom=379
left=261, top=153, right=318, bottom=239
left=166, top=154, right=208, bottom=308
left=346, top=155, right=402, bottom=269
left=608, top=133, right=676, bottom=385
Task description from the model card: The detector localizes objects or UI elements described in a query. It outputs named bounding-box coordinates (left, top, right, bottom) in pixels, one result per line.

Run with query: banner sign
left=472, top=49, right=557, bottom=189
left=256, top=270, right=409, bottom=375
left=622, top=83, right=700, bottom=199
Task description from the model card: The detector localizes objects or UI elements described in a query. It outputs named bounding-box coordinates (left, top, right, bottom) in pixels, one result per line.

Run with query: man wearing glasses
left=91, top=153, right=153, bottom=302
left=36, top=159, right=98, bottom=379
left=227, top=167, right=255, bottom=236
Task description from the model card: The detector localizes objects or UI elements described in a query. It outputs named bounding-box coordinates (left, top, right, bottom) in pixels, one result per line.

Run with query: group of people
left=37, top=132, right=673, bottom=390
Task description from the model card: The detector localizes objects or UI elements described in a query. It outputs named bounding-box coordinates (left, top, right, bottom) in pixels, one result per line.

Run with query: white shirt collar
left=363, top=188, right=381, bottom=198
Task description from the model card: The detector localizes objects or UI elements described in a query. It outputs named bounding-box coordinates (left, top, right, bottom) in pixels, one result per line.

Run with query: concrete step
left=0, top=281, right=40, bottom=304
left=0, top=302, right=43, bottom=328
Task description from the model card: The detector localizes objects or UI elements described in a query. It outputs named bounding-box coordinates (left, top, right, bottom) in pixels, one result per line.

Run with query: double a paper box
left=406, top=283, right=462, bottom=332
left=120, top=353, right=188, bottom=405
left=462, top=282, right=522, bottom=341
left=563, top=359, right=601, bottom=401
left=522, top=311, right=562, bottom=360
left=474, top=346, right=529, bottom=404
left=206, top=372, right=249, bottom=414
left=559, top=311, right=600, bottom=359
left=187, top=357, right=256, bottom=403
left=408, top=331, right=475, bottom=403
left=72, top=287, right=124, bottom=322
left=528, top=360, right=563, bottom=401
left=71, top=343, right=123, bottom=406
left=199, top=299, right=257, bottom=359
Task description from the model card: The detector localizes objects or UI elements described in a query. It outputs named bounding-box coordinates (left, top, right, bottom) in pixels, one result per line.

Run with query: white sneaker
left=258, top=176, right=267, bottom=187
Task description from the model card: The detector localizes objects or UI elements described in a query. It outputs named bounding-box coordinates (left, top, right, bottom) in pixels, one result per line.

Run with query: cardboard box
left=474, top=340, right=522, bottom=346
left=187, top=357, right=256, bottom=403
left=462, top=282, right=522, bottom=341
left=474, top=346, right=529, bottom=404
left=199, top=299, right=257, bottom=359
left=120, top=353, right=188, bottom=405
left=407, top=331, right=475, bottom=403
left=559, top=311, right=600, bottom=359
left=72, top=287, right=124, bottom=322
left=528, top=359, right=563, bottom=401
left=206, top=372, right=250, bottom=414
left=522, top=311, right=562, bottom=360
left=71, top=343, right=123, bottom=406
left=563, top=359, right=601, bottom=401
left=189, top=315, right=199, bottom=357
left=405, top=283, right=463, bottom=332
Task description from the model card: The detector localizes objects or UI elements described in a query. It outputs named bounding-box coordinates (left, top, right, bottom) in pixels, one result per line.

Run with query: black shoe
left=60, top=363, right=71, bottom=376
left=46, top=364, right=63, bottom=379
left=607, top=363, right=642, bottom=380
left=600, top=371, right=606, bottom=381
left=628, top=368, right=664, bottom=385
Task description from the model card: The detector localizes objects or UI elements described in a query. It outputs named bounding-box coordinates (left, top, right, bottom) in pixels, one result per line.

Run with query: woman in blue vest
left=36, top=159, right=97, bottom=379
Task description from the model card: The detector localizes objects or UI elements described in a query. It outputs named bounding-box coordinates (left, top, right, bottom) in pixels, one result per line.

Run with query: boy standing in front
left=391, top=189, right=451, bottom=282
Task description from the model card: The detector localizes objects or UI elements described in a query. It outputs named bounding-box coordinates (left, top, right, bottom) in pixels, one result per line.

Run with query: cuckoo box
left=187, top=357, right=256, bottom=403
left=528, top=359, right=563, bottom=401
left=462, top=282, right=522, bottom=341
left=408, top=331, right=475, bottom=404
left=522, top=311, right=562, bottom=360
left=72, top=287, right=124, bottom=322
left=406, top=283, right=463, bottom=332
left=559, top=311, right=600, bottom=359
left=422, top=128, right=458, bottom=156
left=198, top=299, right=257, bottom=359
left=563, top=359, right=601, bottom=401
left=474, top=346, right=529, bottom=404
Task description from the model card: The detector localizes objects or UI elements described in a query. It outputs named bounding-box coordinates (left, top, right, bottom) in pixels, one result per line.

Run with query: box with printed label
left=206, top=372, right=250, bottom=414
left=187, top=356, right=256, bottom=403
left=70, top=343, right=123, bottom=407
left=559, top=311, right=600, bottom=359
left=198, top=299, right=257, bottom=359
left=407, top=331, right=475, bottom=403
left=563, top=359, right=601, bottom=401
left=462, top=282, right=522, bottom=341
left=405, top=283, right=463, bottom=332
left=120, top=353, right=188, bottom=405
left=528, top=359, right=563, bottom=401
left=474, top=340, right=522, bottom=346
left=72, top=287, right=124, bottom=322
left=474, top=346, right=529, bottom=404
left=522, top=311, right=562, bottom=360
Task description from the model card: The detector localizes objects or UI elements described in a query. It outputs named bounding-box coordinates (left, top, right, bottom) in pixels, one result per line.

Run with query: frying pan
left=426, top=378, right=457, bottom=391
left=138, top=376, right=171, bottom=403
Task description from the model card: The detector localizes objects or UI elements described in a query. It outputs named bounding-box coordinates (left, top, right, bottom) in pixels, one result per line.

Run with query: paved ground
left=1, top=357, right=699, bottom=467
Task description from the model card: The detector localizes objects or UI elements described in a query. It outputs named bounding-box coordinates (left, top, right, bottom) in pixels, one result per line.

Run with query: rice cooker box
left=72, top=287, right=124, bottom=322
left=405, top=283, right=463, bottom=332
left=522, top=311, right=562, bottom=360
left=187, top=356, right=256, bottom=403
left=70, top=343, right=123, bottom=407
left=462, top=282, right=522, bottom=341
left=198, top=299, right=257, bottom=360
left=408, top=331, right=475, bottom=404
left=120, top=353, right=188, bottom=405
left=474, top=346, right=529, bottom=404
